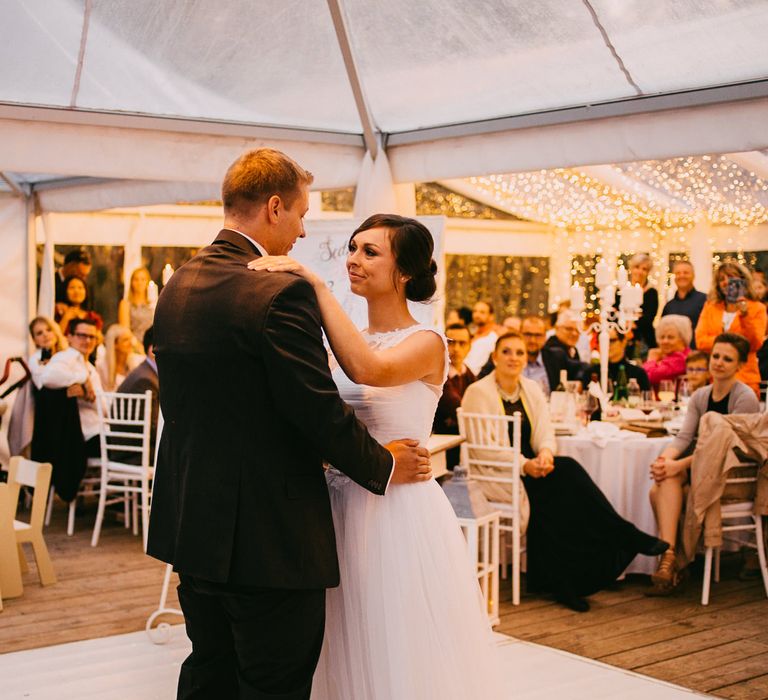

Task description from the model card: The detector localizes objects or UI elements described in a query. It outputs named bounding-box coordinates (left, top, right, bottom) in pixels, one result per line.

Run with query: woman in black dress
left=462, top=332, right=667, bottom=611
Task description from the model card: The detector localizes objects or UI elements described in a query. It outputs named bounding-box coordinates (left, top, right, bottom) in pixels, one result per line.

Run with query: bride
left=250, top=214, right=503, bottom=699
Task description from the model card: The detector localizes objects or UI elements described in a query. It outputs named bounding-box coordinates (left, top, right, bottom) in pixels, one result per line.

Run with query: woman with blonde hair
left=96, top=324, right=143, bottom=391
left=642, top=314, right=692, bottom=389
left=118, top=267, right=154, bottom=344
left=695, top=260, right=766, bottom=395
left=625, top=253, right=659, bottom=359
left=7, top=316, right=68, bottom=456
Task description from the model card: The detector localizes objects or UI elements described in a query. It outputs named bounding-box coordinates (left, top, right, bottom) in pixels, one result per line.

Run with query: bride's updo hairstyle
left=350, top=214, right=437, bottom=302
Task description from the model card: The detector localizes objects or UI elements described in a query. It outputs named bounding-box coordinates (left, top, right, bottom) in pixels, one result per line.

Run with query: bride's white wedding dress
left=312, top=325, right=504, bottom=700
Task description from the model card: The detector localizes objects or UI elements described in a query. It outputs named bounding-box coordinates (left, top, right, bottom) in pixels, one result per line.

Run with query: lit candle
left=603, top=283, right=616, bottom=307
left=148, top=280, right=158, bottom=307
left=162, top=264, right=174, bottom=286
left=633, top=283, right=644, bottom=309
left=619, top=282, right=632, bottom=311
left=569, top=282, right=585, bottom=312
left=617, top=265, right=628, bottom=287
left=595, top=258, right=611, bottom=287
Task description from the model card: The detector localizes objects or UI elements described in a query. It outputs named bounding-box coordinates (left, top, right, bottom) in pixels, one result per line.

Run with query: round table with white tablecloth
left=557, top=433, right=673, bottom=575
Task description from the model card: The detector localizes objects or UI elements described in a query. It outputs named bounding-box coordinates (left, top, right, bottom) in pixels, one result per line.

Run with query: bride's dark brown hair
left=350, top=214, right=437, bottom=302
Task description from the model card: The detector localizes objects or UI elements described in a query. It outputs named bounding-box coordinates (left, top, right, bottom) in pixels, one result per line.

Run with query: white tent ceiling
left=1, top=0, right=768, bottom=196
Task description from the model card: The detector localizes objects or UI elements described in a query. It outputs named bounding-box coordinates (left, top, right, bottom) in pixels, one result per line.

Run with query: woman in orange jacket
left=695, top=261, right=767, bottom=396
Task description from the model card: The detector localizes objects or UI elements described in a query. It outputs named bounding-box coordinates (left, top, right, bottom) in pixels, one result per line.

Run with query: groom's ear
left=266, top=194, right=282, bottom=224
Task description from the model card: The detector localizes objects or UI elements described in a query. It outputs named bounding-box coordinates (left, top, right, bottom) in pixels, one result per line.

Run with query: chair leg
left=512, top=522, right=520, bottom=606
left=29, top=534, right=56, bottom=586
left=17, top=543, right=29, bottom=574
left=702, top=547, right=713, bottom=605
left=44, top=486, right=54, bottom=527
left=754, top=515, right=768, bottom=599
left=132, top=492, right=139, bottom=537
left=91, top=485, right=108, bottom=547
left=714, top=548, right=721, bottom=583
left=124, top=485, right=131, bottom=529
left=67, top=500, right=76, bottom=536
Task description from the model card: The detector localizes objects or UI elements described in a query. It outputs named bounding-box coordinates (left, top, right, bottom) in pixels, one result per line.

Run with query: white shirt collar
left=227, top=229, right=269, bottom=258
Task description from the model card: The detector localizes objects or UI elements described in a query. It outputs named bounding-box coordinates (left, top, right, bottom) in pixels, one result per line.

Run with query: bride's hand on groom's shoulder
left=386, top=439, right=432, bottom=484
left=247, top=256, right=322, bottom=287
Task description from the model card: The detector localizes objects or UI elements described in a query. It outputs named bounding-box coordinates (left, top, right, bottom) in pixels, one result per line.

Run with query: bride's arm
left=248, top=257, right=444, bottom=387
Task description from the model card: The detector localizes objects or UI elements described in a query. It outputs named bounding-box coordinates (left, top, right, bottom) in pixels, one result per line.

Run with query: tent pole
left=0, top=172, right=26, bottom=198
left=326, top=0, right=379, bottom=159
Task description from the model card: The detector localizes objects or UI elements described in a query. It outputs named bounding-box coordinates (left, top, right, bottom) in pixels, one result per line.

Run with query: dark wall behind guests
left=444, top=254, right=549, bottom=321
left=141, top=246, right=200, bottom=290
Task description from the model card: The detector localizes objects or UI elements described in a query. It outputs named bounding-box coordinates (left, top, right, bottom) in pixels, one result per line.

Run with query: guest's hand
left=82, top=379, right=96, bottom=403
left=247, top=256, right=323, bottom=288
left=646, top=348, right=662, bottom=362
left=650, top=456, right=684, bottom=482
left=66, top=383, right=84, bottom=398
left=386, top=439, right=432, bottom=484
left=524, top=454, right=553, bottom=479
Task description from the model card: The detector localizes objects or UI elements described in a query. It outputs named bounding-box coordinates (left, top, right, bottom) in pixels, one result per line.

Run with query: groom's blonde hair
left=222, top=148, right=314, bottom=214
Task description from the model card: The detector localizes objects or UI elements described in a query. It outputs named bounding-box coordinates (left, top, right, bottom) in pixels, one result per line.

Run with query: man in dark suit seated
left=116, top=325, right=159, bottom=458
left=544, top=310, right=588, bottom=382
left=581, top=328, right=651, bottom=390
left=432, top=323, right=475, bottom=469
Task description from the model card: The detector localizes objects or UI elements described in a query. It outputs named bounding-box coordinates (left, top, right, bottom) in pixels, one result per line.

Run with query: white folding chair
left=8, top=457, right=57, bottom=586
left=701, top=461, right=768, bottom=605
left=91, top=390, right=153, bottom=550
left=44, top=457, right=103, bottom=536
left=457, top=409, right=524, bottom=605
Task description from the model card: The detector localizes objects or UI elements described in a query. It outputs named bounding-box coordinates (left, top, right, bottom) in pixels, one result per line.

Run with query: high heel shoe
left=646, top=549, right=686, bottom=596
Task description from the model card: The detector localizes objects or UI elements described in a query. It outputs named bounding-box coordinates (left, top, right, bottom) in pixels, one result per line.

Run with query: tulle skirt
left=311, top=474, right=504, bottom=700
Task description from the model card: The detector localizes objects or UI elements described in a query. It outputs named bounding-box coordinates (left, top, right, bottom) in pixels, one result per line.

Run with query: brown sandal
left=647, top=549, right=686, bottom=596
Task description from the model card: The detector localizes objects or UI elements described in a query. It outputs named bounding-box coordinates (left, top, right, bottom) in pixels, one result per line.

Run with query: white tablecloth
left=557, top=434, right=673, bottom=575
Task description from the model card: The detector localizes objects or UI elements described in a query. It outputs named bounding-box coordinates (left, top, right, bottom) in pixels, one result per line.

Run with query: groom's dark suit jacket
left=147, top=229, right=393, bottom=589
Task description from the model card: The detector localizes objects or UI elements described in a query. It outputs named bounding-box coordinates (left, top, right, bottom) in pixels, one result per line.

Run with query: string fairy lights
left=463, top=154, right=768, bottom=311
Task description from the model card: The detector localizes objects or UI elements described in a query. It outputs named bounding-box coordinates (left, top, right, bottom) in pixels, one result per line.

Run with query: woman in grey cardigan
left=648, top=332, right=760, bottom=594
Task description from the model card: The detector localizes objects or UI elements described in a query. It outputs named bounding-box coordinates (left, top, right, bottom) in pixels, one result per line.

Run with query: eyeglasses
left=72, top=332, right=98, bottom=341
left=522, top=332, right=545, bottom=338
left=686, top=367, right=709, bottom=373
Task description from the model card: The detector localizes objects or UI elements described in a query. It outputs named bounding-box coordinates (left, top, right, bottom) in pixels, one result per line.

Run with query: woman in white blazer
left=461, top=331, right=667, bottom=612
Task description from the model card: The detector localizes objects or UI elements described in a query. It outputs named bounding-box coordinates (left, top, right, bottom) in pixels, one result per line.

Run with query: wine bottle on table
left=550, top=369, right=570, bottom=422
left=612, top=364, right=629, bottom=405
left=555, top=369, right=568, bottom=393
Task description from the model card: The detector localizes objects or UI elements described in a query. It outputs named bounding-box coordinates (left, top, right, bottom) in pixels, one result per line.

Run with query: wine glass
left=640, top=391, right=655, bottom=415
left=579, top=393, right=600, bottom=426
left=658, top=380, right=676, bottom=405
left=677, top=378, right=691, bottom=406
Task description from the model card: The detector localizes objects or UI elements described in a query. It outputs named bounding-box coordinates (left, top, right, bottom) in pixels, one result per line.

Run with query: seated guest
left=581, top=328, right=650, bottom=391
left=55, top=275, right=104, bottom=332
left=432, top=323, right=475, bottom=470
left=696, top=260, right=767, bottom=396
left=684, top=350, right=710, bottom=392
left=462, top=332, right=667, bottom=612
left=7, top=317, right=67, bottom=457
left=642, top=315, right=692, bottom=390
left=117, top=325, right=159, bottom=460
left=464, top=300, right=499, bottom=375
left=32, top=319, right=105, bottom=503
left=501, top=316, right=522, bottom=332
left=55, top=247, right=92, bottom=309
left=647, top=333, right=759, bottom=595
left=96, top=324, right=144, bottom=391
left=662, top=260, right=707, bottom=345
left=543, top=310, right=587, bottom=381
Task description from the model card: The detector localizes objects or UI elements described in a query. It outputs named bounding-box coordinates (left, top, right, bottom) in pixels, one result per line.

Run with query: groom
left=147, top=148, right=432, bottom=699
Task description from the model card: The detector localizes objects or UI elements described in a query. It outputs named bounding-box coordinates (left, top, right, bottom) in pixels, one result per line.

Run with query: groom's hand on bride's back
left=385, top=439, right=432, bottom=484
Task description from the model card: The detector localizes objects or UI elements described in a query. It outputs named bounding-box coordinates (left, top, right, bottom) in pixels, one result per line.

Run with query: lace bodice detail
left=327, top=324, right=447, bottom=484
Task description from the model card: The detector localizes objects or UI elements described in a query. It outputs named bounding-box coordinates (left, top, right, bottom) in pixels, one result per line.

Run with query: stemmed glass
left=579, top=393, right=600, bottom=426
left=657, top=380, right=676, bottom=405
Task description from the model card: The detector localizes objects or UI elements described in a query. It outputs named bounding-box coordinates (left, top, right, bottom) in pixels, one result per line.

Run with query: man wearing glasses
left=38, top=318, right=104, bottom=457
left=543, top=310, right=588, bottom=382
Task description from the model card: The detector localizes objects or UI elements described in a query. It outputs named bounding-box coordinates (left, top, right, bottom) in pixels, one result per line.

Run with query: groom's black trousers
left=177, top=574, right=326, bottom=700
